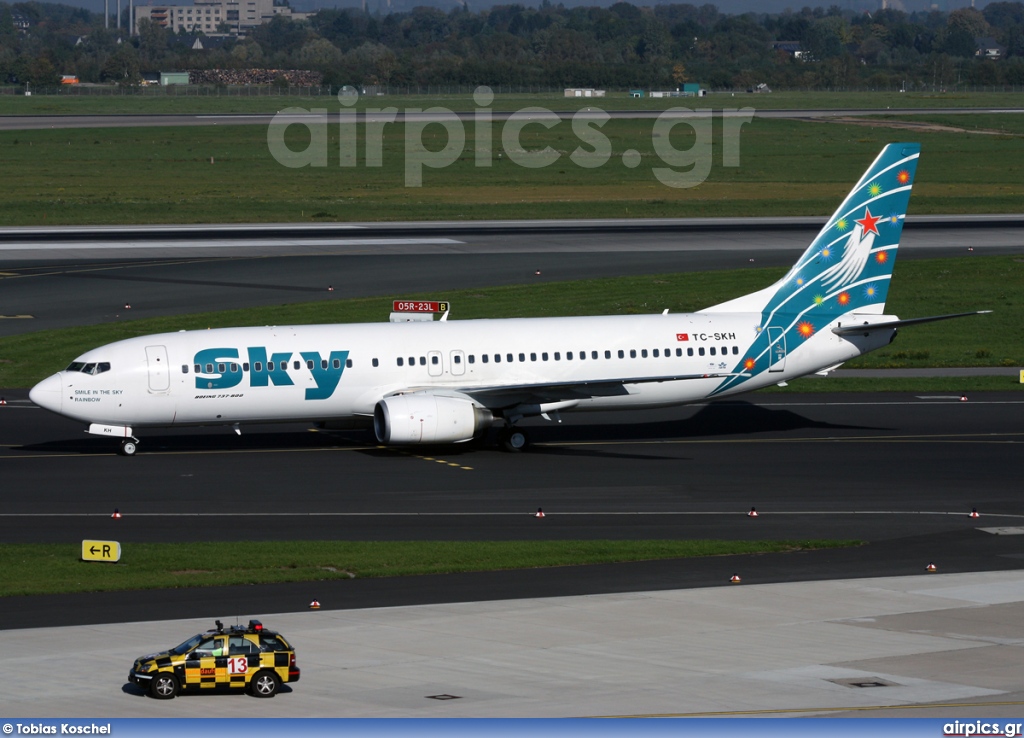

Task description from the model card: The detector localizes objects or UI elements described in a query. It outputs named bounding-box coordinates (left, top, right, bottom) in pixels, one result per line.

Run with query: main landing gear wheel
left=119, top=439, right=138, bottom=457
left=501, top=428, right=528, bottom=452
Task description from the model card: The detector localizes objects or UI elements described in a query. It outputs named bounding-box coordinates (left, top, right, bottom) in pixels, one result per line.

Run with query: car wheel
left=149, top=673, right=178, bottom=700
left=251, top=670, right=280, bottom=698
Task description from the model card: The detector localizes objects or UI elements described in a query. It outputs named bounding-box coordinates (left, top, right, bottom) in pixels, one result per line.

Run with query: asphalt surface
left=1, top=216, right=1022, bottom=337
left=2, top=107, right=1023, bottom=131
left=2, top=390, right=1023, bottom=630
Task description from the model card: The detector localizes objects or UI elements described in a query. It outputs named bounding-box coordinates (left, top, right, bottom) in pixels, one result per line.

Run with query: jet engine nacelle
left=374, top=394, right=494, bottom=445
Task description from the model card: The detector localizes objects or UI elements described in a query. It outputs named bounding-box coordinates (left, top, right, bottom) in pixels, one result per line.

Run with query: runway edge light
left=309, top=599, right=321, bottom=609
left=926, top=562, right=937, bottom=573
left=730, top=574, right=742, bottom=583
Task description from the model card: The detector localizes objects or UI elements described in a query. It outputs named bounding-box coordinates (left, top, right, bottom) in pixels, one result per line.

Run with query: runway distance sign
left=393, top=301, right=449, bottom=313
left=82, top=540, right=121, bottom=563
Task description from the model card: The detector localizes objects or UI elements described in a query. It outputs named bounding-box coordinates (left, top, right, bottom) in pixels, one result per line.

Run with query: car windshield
left=169, top=633, right=209, bottom=656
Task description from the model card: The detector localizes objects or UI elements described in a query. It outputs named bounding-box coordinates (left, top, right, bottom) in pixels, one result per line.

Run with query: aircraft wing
left=451, top=371, right=751, bottom=407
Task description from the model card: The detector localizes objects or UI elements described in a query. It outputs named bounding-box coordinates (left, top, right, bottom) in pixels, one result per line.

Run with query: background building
left=135, top=0, right=311, bottom=37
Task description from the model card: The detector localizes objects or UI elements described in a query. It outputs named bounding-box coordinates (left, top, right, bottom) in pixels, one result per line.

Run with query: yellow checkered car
left=129, top=619, right=300, bottom=699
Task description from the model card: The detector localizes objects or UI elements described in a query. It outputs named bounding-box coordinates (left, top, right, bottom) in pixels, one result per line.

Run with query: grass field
left=0, top=115, right=1023, bottom=225
left=0, top=539, right=858, bottom=596
left=0, top=89, right=1022, bottom=115
left=1, top=256, right=1020, bottom=390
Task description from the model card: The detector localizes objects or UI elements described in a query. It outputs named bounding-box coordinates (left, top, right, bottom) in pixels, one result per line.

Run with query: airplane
left=29, top=142, right=988, bottom=456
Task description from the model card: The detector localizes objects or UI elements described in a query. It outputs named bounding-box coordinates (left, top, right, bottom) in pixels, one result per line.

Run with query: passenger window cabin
left=179, top=340, right=745, bottom=379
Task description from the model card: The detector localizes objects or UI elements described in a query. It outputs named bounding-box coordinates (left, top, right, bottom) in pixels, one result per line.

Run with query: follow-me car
left=129, top=619, right=300, bottom=699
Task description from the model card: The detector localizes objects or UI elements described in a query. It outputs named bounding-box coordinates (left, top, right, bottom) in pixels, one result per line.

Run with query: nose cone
left=29, top=373, right=62, bottom=414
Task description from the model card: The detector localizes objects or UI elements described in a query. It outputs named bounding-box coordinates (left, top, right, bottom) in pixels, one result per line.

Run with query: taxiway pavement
left=2, top=390, right=1022, bottom=632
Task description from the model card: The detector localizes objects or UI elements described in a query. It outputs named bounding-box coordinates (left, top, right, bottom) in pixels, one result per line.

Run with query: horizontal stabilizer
left=831, top=310, right=991, bottom=336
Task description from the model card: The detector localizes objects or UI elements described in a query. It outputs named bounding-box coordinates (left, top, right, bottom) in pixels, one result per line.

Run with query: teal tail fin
left=706, top=142, right=920, bottom=318
left=706, top=143, right=921, bottom=398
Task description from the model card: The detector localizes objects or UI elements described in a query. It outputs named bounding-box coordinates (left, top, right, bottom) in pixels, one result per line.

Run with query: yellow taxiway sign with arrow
left=82, top=540, right=121, bottom=562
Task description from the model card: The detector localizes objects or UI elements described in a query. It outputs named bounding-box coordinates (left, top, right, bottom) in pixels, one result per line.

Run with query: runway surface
left=1, top=217, right=1021, bottom=337
left=2, top=107, right=1023, bottom=131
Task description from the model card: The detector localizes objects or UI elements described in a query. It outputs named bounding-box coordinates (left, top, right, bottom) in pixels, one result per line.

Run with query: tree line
left=2, top=0, right=1023, bottom=90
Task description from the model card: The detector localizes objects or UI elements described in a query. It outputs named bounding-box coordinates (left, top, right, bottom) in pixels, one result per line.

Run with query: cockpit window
left=65, top=362, right=111, bottom=376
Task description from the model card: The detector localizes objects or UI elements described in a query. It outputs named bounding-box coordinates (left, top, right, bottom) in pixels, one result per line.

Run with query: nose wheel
left=119, top=439, right=138, bottom=456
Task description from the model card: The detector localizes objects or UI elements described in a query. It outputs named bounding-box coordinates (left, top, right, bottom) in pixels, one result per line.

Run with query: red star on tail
left=856, top=208, right=881, bottom=237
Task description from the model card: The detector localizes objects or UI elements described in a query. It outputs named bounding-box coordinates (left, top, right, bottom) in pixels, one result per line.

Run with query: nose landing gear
left=87, top=424, right=138, bottom=456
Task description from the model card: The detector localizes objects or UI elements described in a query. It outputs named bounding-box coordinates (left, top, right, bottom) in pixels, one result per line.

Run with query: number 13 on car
left=228, top=657, right=248, bottom=675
